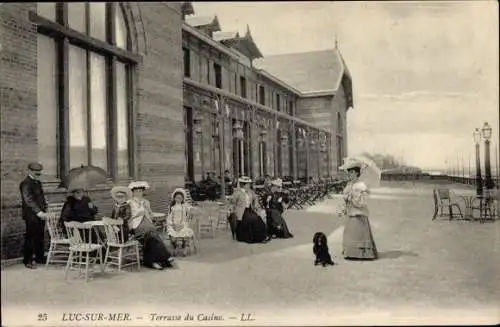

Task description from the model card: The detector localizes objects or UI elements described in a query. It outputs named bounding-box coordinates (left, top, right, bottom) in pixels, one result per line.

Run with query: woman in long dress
left=230, top=176, right=270, bottom=244
left=125, top=181, right=176, bottom=270
left=166, top=188, right=195, bottom=255
left=263, top=178, right=294, bottom=239
left=340, top=163, right=378, bottom=260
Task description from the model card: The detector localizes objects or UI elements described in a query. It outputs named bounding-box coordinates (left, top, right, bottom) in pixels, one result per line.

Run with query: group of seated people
left=58, top=181, right=195, bottom=271
left=56, top=176, right=295, bottom=270
left=228, top=176, right=294, bottom=244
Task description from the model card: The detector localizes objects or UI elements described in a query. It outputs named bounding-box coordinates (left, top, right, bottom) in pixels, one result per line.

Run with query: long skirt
left=342, top=215, right=378, bottom=260
left=133, top=219, right=173, bottom=268
left=236, top=208, right=269, bottom=244
left=266, top=209, right=293, bottom=239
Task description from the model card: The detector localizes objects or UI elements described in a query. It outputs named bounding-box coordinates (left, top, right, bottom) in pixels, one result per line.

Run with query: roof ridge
left=260, top=48, right=337, bottom=58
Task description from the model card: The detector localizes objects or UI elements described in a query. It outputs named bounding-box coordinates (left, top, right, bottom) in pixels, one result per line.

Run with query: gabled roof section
left=254, top=47, right=353, bottom=107
left=213, top=31, right=240, bottom=42
left=218, top=25, right=263, bottom=60
left=185, top=15, right=221, bottom=33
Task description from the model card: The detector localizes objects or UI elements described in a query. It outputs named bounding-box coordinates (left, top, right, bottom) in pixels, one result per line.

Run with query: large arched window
left=34, top=3, right=139, bottom=181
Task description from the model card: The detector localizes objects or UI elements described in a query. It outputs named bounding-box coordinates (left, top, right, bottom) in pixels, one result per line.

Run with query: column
left=291, top=122, right=297, bottom=180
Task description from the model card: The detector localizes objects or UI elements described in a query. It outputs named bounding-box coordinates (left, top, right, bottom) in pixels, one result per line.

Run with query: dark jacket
left=263, top=191, right=290, bottom=214
left=20, top=176, right=47, bottom=221
left=59, top=196, right=98, bottom=224
left=111, top=202, right=131, bottom=242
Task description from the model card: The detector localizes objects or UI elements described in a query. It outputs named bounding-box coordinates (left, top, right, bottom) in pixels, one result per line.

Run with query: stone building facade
left=0, top=2, right=353, bottom=260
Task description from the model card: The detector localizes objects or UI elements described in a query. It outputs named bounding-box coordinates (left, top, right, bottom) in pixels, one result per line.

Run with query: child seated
left=166, top=188, right=195, bottom=256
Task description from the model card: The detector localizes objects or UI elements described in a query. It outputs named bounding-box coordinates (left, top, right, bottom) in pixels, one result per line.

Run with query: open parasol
left=340, top=156, right=381, bottom=189
left=59, top=165, right=108, bottom=191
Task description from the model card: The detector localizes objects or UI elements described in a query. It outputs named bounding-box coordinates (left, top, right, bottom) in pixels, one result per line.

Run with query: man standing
left=19, top=163, right=48, bottom=269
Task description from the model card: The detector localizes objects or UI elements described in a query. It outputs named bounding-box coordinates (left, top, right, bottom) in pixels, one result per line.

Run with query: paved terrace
left=1, top=182, right=499, bottom=326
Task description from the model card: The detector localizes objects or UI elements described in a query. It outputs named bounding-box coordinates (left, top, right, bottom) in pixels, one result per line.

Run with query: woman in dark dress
left=59, top=185, right=99, bottom=238
left=125, top=181, right=175, bottom=270
left=263, top=178, right=294, bottom=239
left=230, top=176, right=270, bottom=244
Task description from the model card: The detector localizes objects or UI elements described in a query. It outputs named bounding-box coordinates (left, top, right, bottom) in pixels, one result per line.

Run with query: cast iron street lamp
left=482, top=122, right=493, bottom=190
left=473, top=128, right=483, bottom=196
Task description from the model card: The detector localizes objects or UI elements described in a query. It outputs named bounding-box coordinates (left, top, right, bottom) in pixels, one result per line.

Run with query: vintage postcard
left=1, top=1, right=498, bottom=326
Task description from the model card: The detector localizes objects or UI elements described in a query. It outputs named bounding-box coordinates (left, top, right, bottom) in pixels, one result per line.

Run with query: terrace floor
left=1, top=181, right=499, bottom=326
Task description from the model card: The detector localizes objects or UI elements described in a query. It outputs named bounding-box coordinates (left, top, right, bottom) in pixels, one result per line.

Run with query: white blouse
left=128, top=198, right=152, bottom=230
left=343, top=181, right=370, bottom=217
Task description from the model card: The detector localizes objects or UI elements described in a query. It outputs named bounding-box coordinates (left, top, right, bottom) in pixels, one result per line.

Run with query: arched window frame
left=31, top=3, right=141, bottom=182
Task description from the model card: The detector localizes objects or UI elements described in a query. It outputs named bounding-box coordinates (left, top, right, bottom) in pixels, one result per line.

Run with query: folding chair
left=64, top=221, right=105, bottom=282
left=45, top=203, right=70, bottom=267
left=102, top=218, right=141, bottom=272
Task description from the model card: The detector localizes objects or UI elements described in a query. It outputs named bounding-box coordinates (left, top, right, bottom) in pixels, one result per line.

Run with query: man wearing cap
left=19, top=162, right=48, bottom=269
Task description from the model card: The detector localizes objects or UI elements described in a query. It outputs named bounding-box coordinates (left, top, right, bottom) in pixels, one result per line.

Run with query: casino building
left=0, top=2, right=353, bottom=259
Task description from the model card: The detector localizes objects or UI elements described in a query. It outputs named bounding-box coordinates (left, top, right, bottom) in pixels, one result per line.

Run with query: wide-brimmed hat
left=128, top=181, right=150, bottom=190
left=68, top=183, right=85, bottom=193
left=110, top=186, right=132, bottom=202
left=171, top=187, right=188, bottom=200
left=28, top=162, right=43, bottom=171
left=339, top=161, right=363, bottom=171
left=238, top=176, right=252, bottom=184
left=271, top=178, right=283, bottom=187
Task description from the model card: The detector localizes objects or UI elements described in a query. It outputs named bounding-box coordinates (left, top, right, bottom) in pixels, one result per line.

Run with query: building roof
left=217, top=25, right=263, bottom=60
left=185, top=15, right=221, bottom=31
left=213, top=31, right=240, bottom=42
left=254, top=48, right=353, bottom=106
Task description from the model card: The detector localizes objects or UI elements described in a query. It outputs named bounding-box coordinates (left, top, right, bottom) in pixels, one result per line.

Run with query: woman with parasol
left=339, top=158, right=379, bottom=260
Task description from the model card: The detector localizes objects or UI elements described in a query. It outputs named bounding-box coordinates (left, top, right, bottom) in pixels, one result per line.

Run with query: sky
left=193, top=1, right=499, bottom=171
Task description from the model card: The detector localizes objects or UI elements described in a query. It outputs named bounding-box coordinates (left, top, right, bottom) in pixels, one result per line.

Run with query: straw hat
left=110, top=186, right=132, bottom=202
left=68, top=183, right=85, bottom=193
left=339, top=161, right=363, bottom=171
left=271, top=178, right=283, bottom=188
left=128, top=181, right=150, bottom=190
left=238, top=176, right=252, bottom=184
left=171, top=187, right=188, bottom=200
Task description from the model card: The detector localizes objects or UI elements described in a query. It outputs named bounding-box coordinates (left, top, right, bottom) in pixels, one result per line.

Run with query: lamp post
left=473, top=128, right=483, bottom=196
left=482, top=122, right=493, bottom=190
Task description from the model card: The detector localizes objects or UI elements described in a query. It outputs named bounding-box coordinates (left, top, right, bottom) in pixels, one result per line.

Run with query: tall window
left=239, top=76, right=247, bottom=98
left=288, top=100, right=294, bottom=116
left=259, top=85, right=265, bottom=105
left=276, top=94, right=281, bottom=111
left=214, top=63, right=222, bottom=89
left=33, top=3, right=137, bottom=179
left=337, top=112, right=343, bottom=133
left=183, top=47, right=191, bottom=78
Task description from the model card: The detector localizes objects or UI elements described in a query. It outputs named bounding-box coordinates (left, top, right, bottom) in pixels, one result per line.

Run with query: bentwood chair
left=64, top=221, right=105, bottom=282
left=101, top=217, right=141, bottom=272
left=433, top=189, right=463, bottom=221
left=45, top=203, right=70, bottom=267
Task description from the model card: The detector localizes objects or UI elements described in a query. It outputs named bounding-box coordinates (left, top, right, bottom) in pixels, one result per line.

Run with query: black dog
left=313, top=232, right=335, bottom=267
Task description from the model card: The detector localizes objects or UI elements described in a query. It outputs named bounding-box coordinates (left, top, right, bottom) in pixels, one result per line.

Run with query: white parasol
left=340, top=156, right=382, bottom=189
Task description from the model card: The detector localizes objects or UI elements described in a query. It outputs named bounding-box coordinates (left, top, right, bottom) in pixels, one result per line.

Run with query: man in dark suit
left=19, top=162, right=48, bottom=269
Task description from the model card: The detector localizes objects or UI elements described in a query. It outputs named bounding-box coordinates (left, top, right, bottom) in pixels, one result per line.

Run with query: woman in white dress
left=127, top=181, right=175, bottom=270
left=166, top=188, right=194, bottom=255
left=339, top=163, right=378, bottom=260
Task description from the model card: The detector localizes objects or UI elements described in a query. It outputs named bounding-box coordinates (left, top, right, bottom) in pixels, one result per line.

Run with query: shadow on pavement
left=378, top=250, right=419, bottom=260
left=181, top=211, right=342, bottom=264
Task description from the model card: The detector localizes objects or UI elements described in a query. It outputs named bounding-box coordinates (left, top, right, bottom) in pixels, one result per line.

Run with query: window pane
left=37, top=35, right=58, bottom=177
left=115, top=5, right=128, bottom=49
left=116, top=62, right=129, bottom=177
left=68, top=3, right=86, bottom=34
left=37, top=3, right=56, bottom=21
left=68, top=45, right=88, bottom=168
left=89, top=3, right=107, bottom=41
left=90, top=53, right=108, bottom=171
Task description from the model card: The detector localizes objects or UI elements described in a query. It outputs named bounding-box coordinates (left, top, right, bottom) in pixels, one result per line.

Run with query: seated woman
left=110, top=186, right=132, bottom=243
left=59, top=184, right=98, bottom=237
left=230, top=176, right=270, bottom=244
left=127, top=181, right=175, bottom=270
left=166, top=188, right=195, bottom=256
left=263, top=178, right=294, bottom=239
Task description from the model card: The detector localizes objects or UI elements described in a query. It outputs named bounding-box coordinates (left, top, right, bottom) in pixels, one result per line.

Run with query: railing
left=381, top=173, right=500, bottom=187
